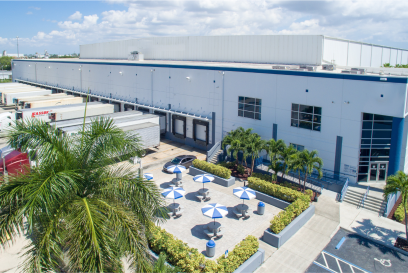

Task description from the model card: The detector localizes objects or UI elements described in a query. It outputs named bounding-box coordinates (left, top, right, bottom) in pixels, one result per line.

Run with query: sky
left=1, top=0, right=408, bottom=55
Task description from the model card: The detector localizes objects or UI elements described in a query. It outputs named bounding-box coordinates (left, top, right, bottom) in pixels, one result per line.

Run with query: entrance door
left=369, top=162, right=388, bottom=182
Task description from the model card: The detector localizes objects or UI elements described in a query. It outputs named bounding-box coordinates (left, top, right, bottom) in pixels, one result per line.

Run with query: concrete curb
left=252, top=190, right=291, bottom=209
left=189, top=166, right=235, bottom=187
left=263, top=205, right=316, bottom=248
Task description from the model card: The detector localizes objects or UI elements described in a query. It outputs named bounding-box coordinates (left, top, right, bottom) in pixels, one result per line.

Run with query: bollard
left=206, top=240, right=216, bottom=257
left=257, top=202, right=265, bottom=215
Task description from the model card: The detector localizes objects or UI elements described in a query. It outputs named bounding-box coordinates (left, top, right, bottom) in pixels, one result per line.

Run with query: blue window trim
left=13, top=59, right=408, bottom=83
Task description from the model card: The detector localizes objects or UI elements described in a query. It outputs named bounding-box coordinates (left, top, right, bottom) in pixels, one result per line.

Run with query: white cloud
left=68, top=11, right=83, bottom=21
left=7, top=0, right=408, bottom=53
left=29, top=7, right=41, bottom=11
left=26, top=11, right=33, bottom=15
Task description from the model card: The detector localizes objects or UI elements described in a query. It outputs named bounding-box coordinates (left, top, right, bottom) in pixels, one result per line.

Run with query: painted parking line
left=313, top=250, right=371, bottom=273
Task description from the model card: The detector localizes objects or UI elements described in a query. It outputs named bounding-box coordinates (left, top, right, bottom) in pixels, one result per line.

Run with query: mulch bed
left=388, top=195, right=406, bottom=224
left=394, top=237, right=408, bottom=252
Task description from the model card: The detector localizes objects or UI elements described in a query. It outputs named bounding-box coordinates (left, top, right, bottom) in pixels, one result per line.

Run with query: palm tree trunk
left=298, top=171, right=301, bottom=187
left=280, top=164, right=286, bottom=183
left=251, top=157, right=255, bottom=175
left=303, top=171, right=308, bottom=193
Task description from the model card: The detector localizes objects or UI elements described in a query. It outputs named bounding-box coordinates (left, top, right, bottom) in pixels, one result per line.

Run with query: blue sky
left=1, top=0, right=408, bottom=55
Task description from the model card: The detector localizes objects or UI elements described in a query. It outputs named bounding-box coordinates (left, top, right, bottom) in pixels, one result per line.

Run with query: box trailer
left=16, top=102, right=101, bottom=122
left=5, top=89, right=52, bottom=105
left=0, top=83, right=27, bottom=89
left=50, top=110, right=143, bottom=129
left=25, top=96, right=84, bottom=109
left=15, top=93, right=68, bottom=108
left=61, top=114, right=160, bottom=135
left=20, top=94, right=74, bottom=108
left=1, top=88, right=44, bottom=103
left=0, top=111, right=15, bottom=133
left=49, top=103, right=115, bottom=121
left=121, top=122, right=160, bottom=149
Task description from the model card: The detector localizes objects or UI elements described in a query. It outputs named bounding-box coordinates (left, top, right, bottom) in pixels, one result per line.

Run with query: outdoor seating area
left=153, top=167, right=282, bottom=258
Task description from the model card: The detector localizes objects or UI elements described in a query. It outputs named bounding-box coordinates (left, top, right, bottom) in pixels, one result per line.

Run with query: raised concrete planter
left=189, top=166, right=235, bottom=187
left=263, top=205, right=315, bottom=248
left=252, top=190, right=291, bottom=210
left=233, top=248, right=265, bottom=273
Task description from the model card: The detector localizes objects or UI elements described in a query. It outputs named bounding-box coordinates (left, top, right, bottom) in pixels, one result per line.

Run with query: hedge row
left=394, top=202, right=407, bottom=222
left=149, top=226, right=259, bottom=272
left=193, top=159, right=231, bottom=179
left=251, top=173, right=314, bottom=200
left=247, top=177, right=311, bottom=234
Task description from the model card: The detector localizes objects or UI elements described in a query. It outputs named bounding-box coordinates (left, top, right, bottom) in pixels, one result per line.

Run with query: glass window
left=238, top=96, right=262, bottom=120
left=363, top=113, right=373, bottom=120
left=359, top=166, right=369, bottom=173
left=290, top=143, right=304, bottom=151
left=374, top=114, right=393, bottom=121
left=360, top=149, right=370, bottom=157
left=361, top=139, right=371, bottom=145
left=373, top=121, right=392, bottom=130
left=362, top=121, right=372, bottom=130
left=371, top=149, right=390, bottom=157
left=372, top=130, right=392, bottom=138
left=362, top=131, right=372, bottom=138
left=358, top=174, right=368, bottom=182
left=291, top=103, right=322, bottom=132
left=372, top=139, right=391, bottom=145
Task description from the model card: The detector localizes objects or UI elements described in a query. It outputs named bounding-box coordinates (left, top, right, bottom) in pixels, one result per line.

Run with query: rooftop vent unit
left=272, top=65, right=290, bottom=70
left=299, top=65, right=317, bottom=72
left=351, top=68, right=366, bottom=74
left=341, top=70, right=361, bottom=74
left=128, top=51, right=144, bottom=61
left=322, top=64, right=336, bottom=71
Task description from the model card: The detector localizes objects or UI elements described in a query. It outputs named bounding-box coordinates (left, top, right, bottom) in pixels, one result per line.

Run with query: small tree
left=279, top=144, right=297, bottom=182
left=245, top=134, right=266, bottom=175
left=291, top=151, right=304, bottom=187
left=268, top=160, right=283, bottom=182
left=299, top=149, right=323, bottom=193
left=384, top=171, right=408, bottom=241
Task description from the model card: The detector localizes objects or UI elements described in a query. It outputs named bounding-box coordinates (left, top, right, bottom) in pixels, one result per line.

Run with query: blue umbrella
left=162, top=187, right=186, bottom=204
left=143, top=173, right=153, bottom=181
left=202, top=203, right=228, bottom=223
left=193, top=174, right=214, bottom=189
left=233, top=186, right=256, bottom=204
left=166, top=165, right=187, bottom=173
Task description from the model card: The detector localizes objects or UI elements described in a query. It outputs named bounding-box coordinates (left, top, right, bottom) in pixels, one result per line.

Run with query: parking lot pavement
left=306, top=228, right=408, bottom=273
left=142, top=139, right=206, bottom=171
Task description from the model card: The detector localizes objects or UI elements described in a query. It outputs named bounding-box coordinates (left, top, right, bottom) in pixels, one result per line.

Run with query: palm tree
left=265, top=139, right=285, bottom=180
left=0, top=118, right=165, bottom=272
left=245, top=134, right=266, bottom=175
left=384, top=171, right=408, bottom=241
left=279, top=144, right=297, bottom=182
left=222, top=127, right=243, bottom=163
left=299, top=149, right=323, bottom=193
left=291, top=151, right=305, bottom=188
left=268, top=160, right=283, bottom=182
left=222, top=127, right=252, bottom=165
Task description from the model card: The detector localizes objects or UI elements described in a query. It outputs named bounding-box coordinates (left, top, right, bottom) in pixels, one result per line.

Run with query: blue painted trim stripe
left=335, top=237, right=346, bottom=249
left=13, top=59, right=408, bottom=83
left=389, top=117, right=404, bottom=176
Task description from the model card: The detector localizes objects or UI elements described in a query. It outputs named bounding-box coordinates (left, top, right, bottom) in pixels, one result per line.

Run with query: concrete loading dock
left=49, top=110, right=143, bottom=128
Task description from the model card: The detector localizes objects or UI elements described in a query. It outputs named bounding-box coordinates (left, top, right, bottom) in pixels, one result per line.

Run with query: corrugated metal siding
left=323, top=37, right=408, bottom=67
left=80, top=35, right=324, bottom=65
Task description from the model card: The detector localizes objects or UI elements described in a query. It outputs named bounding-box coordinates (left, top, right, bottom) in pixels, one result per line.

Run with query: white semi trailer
left=16, top=102, right=101, bottom=122
left=61, top=114, right=160, bottom=135
left=25, top=96, right=84, bottom=109
left=1, top=88, right=44, bottom=103
left=19, top=95, right=75, bottom=109
left=50, top=110, right=143, bottom=129
left=15, top=93, right=68, bottom=108
left=0, top=111, right=15, bottom=133
left=5, top=89, right=52, bottom=105
left=48, top=103, right=115, bottom=121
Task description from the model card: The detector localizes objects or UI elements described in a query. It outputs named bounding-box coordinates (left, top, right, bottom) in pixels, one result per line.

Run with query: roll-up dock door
left=172, top=115, right=186, bottom=138
left=193, top=119, right=209, bottom=145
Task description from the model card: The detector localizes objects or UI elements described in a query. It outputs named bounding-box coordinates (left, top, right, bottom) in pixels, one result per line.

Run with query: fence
left=384, top=191, right=401, bottom=217
left=206, top=141, right=221, bottom=162
left=338, top=179, right=349, bottom=202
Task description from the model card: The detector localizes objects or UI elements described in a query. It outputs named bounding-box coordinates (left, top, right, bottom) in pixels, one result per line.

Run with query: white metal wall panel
left=371, top=46, right=383, bottom=67
left=382, top=48, right=391, bottom=65
left=360, top=45, right=372, bottom=67
left=80, top=35, right=324, bottom=65
left=402, top=51, right=408, bottom=65
left=347, top=43, right=362, bottom=67
left=323, top=38, right=348, bottom=66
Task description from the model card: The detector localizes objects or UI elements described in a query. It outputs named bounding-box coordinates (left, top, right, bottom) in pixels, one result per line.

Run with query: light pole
left=16, top=36, right=19, bottom=58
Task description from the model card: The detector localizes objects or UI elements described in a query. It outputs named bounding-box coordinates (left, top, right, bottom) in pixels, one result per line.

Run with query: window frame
left=238, top=96, right=262, bottom=120
left=291, top=103, right=322, bottom=132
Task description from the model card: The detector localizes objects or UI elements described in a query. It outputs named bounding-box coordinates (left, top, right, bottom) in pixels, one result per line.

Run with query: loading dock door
left=175, top=119, right=184, bottom=135
left=196, top=124, right=206, bottom=141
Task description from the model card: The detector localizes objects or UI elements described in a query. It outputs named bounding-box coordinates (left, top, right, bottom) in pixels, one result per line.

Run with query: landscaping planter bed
left=233, top=248, right=265, bottom=273
left=263, top=205, right=315, bottom=248
left=395, top=237, right=408, bottom=252
left=189, top=166, right=235, bottom=187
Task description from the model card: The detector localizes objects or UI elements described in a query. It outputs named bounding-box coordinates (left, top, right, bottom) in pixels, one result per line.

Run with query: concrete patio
left=151, top=169, right=282, bottom=259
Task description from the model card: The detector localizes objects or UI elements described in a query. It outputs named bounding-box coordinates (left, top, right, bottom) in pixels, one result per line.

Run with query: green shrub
left=149, top=226, right=259, bottom=273
left=247, top=177, right=311, bottom=234
left=237, top=164, right=245, bottom=175
left=251, top=172, right=274, bottom=182
left=305, top=189, right=314, bottom=201
left=193, top=159, right=231, bottom=179
left=394, top=202, right=406, bottom=222
left=217, top=162, right=235, bottom=169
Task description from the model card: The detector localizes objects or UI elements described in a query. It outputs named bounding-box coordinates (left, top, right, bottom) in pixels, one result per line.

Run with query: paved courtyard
left=150, top=168, right=282, bottom=259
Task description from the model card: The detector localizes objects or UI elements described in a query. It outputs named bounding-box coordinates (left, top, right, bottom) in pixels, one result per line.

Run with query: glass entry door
left=369, top=162, right=388, bottom=182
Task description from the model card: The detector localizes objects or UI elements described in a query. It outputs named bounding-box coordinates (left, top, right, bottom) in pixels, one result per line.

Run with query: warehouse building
left=11, top=35, right=408, bottom=185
